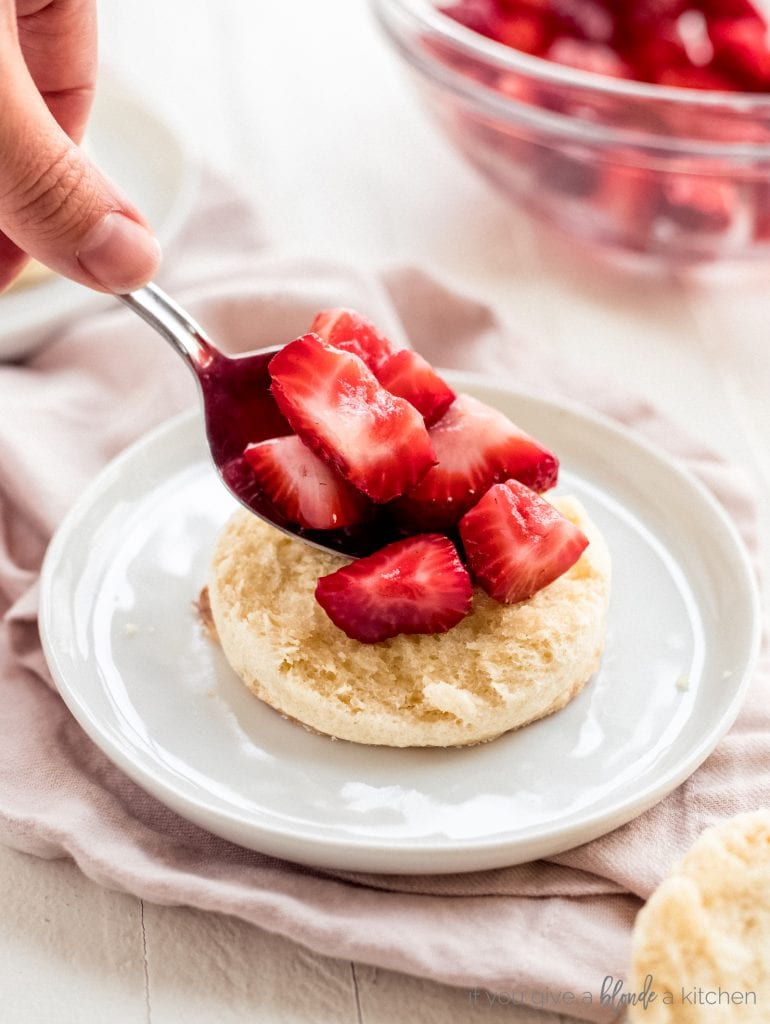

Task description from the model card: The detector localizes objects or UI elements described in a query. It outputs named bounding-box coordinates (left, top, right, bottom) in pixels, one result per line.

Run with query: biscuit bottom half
left=205, top=496, right=611, bottom=748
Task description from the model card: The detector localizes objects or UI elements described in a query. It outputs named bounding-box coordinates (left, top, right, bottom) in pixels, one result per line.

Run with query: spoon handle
left=118, top=282, right=218, bottom=371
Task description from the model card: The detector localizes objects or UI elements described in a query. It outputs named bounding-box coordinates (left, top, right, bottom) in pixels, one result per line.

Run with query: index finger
left=15, top=0, right=98, bottom=143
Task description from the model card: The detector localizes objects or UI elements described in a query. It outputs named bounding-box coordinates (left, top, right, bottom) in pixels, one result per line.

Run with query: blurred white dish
left=39, top=377, right=761, bottom=874
left=0, top=77, right=197, bottom=361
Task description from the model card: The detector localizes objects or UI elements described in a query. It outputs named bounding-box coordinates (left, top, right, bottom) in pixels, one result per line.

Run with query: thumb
left=0, top=62, right=161, bottom=293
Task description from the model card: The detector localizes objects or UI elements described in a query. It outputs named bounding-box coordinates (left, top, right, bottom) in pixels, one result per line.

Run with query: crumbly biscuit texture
left=629, top=809, right=770, bottom=1023
left=207, top=496, right=610, bottom=747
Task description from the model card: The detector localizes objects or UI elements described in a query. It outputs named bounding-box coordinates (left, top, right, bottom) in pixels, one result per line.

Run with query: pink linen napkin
left=0, top=174, right=766, bottom=1023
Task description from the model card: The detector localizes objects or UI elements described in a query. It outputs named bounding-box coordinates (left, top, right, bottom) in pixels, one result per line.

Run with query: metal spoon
left=119, top=283, right=392, bottom=559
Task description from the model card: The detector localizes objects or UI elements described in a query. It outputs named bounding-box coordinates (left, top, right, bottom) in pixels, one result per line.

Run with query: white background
left=3, top=1, right=769, bottom=1022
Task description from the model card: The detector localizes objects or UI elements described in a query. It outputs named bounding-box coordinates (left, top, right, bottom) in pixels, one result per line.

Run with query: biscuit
left=629, top=809, right=770, bottom=1022
left=206, top=496, right=611, bottom=747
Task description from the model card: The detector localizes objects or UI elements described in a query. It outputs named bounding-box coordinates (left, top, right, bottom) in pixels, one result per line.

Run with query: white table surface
left=3, top=1, right=769, bottom=1022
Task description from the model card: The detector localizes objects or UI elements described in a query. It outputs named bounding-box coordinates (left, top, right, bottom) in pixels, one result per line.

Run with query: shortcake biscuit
left=206, top=496, right=610, bottom=747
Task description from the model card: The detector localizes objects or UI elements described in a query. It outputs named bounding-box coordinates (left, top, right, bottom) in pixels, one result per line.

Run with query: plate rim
left=39, top=377, right=763, bottom=872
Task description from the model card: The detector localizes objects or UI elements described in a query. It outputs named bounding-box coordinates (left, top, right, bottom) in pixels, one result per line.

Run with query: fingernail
left=77, top=211, right=162, bottom=292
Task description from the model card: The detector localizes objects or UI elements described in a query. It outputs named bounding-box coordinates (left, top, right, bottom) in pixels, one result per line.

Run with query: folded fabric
left=0, top=174, right=766, bottom=1024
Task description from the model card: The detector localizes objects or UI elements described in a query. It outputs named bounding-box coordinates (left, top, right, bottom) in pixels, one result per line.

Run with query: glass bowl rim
left=373, top=0, right=770, bottom=110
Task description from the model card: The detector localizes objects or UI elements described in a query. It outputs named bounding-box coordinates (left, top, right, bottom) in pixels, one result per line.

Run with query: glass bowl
left=372, top=0, right=770, bottom=268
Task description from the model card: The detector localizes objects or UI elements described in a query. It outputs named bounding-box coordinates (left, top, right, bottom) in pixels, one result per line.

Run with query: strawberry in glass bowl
left=372, top=0, right=770, bottom=267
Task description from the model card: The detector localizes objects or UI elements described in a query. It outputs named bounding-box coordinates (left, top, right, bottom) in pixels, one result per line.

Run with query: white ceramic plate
left=0, top=78, right=197, bottom=361
left=39, top=375, right=761, bottom=873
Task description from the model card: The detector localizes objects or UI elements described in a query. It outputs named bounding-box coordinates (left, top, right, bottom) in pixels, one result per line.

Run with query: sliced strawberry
left=622, top=0, right=688, bottom=19
left=315, top=534, right=473, bottom=643
left=546, top=38, right=632, bottom=79
left=459, top=480, right=589, bottom=604
left=376, top=349, right=456, bottom=426
left=709, top=15, right=770, bottom=88
left=496, top=11, right=554, bottom=55
left=496, top=70, right=539, bottom=103
left=618, top=0, right=688, bottom=41
left=593, top=159, right=658, bottom=247
left=535, top=143, right=601, bottom=199
left=652, top=64, right=738, bottom=90
left=631, top=25, right=708, bottom=86
left=659, top=175, right=735, bottom=233
left=549, top=0, right=615, bottom=44
left=243, top=435, right=371, bottom=530
left=269, top=334, right=436, bottom=504
left=310, top=308, right=398, bottom=374
left=394, top=394, right=559, bottom=531
left=440, top=0, right=502, bottom=38
left=703, top=0, right=767, bottom=19
left=506, top=0, right=611, bottom=33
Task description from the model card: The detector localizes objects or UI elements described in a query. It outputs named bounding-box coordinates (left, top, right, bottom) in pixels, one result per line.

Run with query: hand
left=0, top=0, right=161, bottom=293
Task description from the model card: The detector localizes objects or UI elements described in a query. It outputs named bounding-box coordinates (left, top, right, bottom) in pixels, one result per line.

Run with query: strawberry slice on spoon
left=244, top=435, right=372, bottom=531
left=310, top=308, right=398, bottom=373
left=376, top=349, right=456, bottom=426
left=395, top=393, right=559, bottom=531
left=269, top=333, right=437, bottom=503
left=118, top=287, right=401, bottom=558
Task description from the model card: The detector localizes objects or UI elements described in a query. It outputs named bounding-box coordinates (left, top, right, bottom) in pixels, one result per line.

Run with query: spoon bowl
left=120, top=284, right=392, bottom=558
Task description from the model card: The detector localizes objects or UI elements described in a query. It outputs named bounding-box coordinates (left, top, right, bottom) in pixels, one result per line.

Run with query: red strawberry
left=269, top=334, right=436, bottom=504
left=659, top=175, right=735, bottom=233
left=623, top=11, right=731, bottom=88
left=376, top=349, right=456, bottom=426
left=546, top=38, right=632, bottom=78
left=315, top=534, right=473, bottom=643
left=593, top=158, right=658, bottom=248
left=497, top=1, right=614, bottom=47
left=536, top=144, right=601, bottom=199
left=550, top=0, right=615, bottom=44
left=752, top=180, right=770, bottom=240
left=496, top=70, right=539, bottom=103
left=709, top=16, right=770, bottom=88
left=630, top=36, right=685, bottom=83
left=496, top=11, right=554, bottom=54
left=310, top=308, right=397, bottom=374
left=243, top=435, right=371, bottom=531
left=459, top=479, right=589, bottom=604
left=394, top=394, right=559, bottom=530
left=617, top=0, right=688, bottom=37
left=440, top=0, right=501, bottom=38
left=703, top=0, right=767, bottom=18
left=652, top=65, right=737, bottom=90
